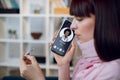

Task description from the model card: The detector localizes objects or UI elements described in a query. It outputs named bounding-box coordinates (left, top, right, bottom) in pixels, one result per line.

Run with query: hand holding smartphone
left=51, top=20, right=75, bottom=56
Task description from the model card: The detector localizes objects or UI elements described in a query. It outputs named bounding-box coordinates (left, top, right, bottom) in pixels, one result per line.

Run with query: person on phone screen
left=60, top=28, right=71, bottom=42
left=20, top=0, right=120, bottom=80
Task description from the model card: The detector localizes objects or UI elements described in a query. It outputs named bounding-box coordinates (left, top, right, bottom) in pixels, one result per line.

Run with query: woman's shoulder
left=96, top=59, right=120, bottom=79
left=101, top=59, right=120, bottom=72
left=104, top=59, right=120, bottom=69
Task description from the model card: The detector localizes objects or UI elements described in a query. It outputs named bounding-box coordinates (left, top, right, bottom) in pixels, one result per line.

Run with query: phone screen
left=51, top=20, right=75, bottom=56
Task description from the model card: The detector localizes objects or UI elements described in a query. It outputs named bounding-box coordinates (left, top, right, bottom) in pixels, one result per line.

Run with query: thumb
left=65, top=41, right=76, bottom=59
left=70, top=41, right=76, bottom=54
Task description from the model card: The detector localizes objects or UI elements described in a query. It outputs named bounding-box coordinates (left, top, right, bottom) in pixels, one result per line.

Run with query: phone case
left=51, top=20, right=75, bottom=56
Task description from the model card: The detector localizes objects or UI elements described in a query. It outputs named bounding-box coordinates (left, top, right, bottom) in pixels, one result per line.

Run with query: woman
left=20, top=0, right=120, bottom=80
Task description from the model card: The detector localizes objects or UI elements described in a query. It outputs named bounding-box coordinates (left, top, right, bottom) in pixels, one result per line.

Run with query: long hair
left=94, top=0, right=120, bottom=61
left=70, top=0, right=120, bottom=61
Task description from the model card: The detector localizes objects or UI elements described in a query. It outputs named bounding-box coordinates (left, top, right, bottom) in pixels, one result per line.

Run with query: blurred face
left=65, top=31, right=70, bottom=37
left=70, top=14, right=95, bottom=43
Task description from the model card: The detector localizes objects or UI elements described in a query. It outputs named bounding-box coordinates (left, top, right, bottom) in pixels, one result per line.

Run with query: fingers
left=65, top=41, right=76, bottom=58
left=70, top=41, right=76, bottom=53
left=53, top=53, right=61, bottom=61
left=49, top=42, right=53, bottom=47
left=26, top=55, right=38, bottom=65
left=20, top=53, right=27, bottom=76
left=53, top=53, right=63, bottom=66
left=52, top=31, right=58, bottom=41
left=20, top=53, right=27, bottom=66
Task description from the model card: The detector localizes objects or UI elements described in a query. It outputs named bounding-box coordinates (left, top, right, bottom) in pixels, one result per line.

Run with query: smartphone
left=51, top=20, right=75, bottom=56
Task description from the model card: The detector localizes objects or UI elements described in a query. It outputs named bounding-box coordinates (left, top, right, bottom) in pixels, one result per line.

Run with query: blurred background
left=0, top=0, right=81, bottom=79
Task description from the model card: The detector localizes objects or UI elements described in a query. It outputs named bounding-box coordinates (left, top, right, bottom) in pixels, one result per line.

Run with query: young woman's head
left=70, top=0, right=95, bottom=43
left=70, top=0, right=120, bottom=61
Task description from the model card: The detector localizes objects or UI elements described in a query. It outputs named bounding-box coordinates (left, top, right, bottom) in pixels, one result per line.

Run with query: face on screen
left=59, top=28, right=74, bottom=42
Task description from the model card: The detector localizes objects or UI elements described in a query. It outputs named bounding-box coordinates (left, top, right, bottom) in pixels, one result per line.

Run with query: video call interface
left=51, top=20, right=75, bottom=56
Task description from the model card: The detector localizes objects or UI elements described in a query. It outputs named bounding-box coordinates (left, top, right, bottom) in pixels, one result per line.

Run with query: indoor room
left=0, top=0, right=77, bottom=80
left=1, top=0, right=120, bottom=80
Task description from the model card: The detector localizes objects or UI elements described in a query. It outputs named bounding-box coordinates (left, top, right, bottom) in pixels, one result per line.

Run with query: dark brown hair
left=70, top=0, right=120, bottom=61
left=70, top=0, right=95, bottom=17
left=64, top=29, right=71, bottom=36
